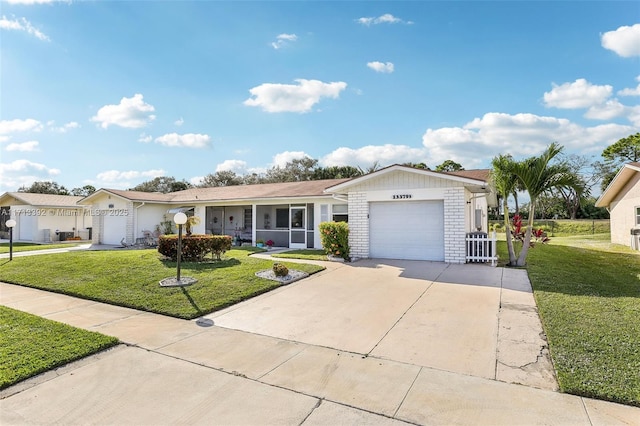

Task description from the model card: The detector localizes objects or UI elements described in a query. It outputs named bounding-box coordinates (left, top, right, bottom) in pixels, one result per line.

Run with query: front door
left=289, top=206, right=306, bottom=249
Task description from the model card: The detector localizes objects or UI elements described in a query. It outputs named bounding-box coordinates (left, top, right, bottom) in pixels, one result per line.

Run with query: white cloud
left=321, top=144, right=428, bottom=169
left=154, top=133, right=211, bottom=148
left=584, top=99, right=628, bottom=121
left=90, top=169, right=166, bottom=188
left=174, top=117, right=184, bottom=126
left=0, top=159, right=60, bottom=190
left=618, top=75, right=640, bottom=96
left=356, top=14, right=411, bottom=26
left=271, top=33, right=297, bottom=49
left=5, top=140, right=39, bottom=152
left=421, top=112, right=638, bottom=166
left=244, top=79, right=347, bottom=113
left=601, top=24, right=640, bottom=57
left=91, top=94, right=156, bottom=129
left=367, top=61, right=394, bottom=73
left=138, top=133, right=153, bottom=143
left=49, top=121, right=80, bottom=133
left=0, top=15, right=50, bottom=41
left=543, top=79, right=612, bottom=109
left=272, top=151, right=310, bottom=167
left=215, top=159, right=248, bottom=174
left=0, top=118, right=43, bottom=134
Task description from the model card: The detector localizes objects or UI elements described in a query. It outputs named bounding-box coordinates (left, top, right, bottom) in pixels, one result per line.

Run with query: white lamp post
left=159, top=212, right=197, bottom=287
left=6, top=219, right=16, bottom=261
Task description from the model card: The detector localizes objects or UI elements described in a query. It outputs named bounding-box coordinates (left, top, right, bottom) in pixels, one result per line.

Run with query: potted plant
left=256, top=239, right=265, bottom=248
left=266, top=239, right=274, bottom=250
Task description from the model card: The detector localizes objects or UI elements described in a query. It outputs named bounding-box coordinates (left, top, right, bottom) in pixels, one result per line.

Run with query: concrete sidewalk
left=1, top=282, right=638, bottom=425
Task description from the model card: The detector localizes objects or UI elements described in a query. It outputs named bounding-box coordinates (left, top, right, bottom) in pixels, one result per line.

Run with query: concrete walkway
left=1, top=260, right=639, bottom=424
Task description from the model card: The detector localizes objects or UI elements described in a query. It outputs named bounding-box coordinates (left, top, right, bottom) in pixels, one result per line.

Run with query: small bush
left=319, top=221, right=350, bottom=261
left=158, top=234, right=232, bottom=261
left=272, top=263, right=289, bottom=277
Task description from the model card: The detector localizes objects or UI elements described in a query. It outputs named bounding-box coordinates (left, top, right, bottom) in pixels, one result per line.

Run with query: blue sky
left=1, top=0, right=639, bottom=191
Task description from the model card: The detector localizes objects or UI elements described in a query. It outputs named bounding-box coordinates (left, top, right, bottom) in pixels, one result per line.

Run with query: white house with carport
left=0, top=192, right=92, bottom=242
left=595, top=162, right=640, bottom=250
left=78, top=165, right=496, bottom=263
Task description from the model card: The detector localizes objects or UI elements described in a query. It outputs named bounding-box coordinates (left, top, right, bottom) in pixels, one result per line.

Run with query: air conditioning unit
left=631, top=228, right=640, bottom=250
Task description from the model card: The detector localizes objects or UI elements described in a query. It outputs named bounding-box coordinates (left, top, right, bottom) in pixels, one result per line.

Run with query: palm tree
left=511, top=143, right=580, bottom=266
left=490, top=154, right=518, bottom=266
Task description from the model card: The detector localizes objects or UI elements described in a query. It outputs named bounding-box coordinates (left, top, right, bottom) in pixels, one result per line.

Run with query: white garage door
left=102, top=214, right=128, bottom=245
left=369, top=201, right=444, bottom=261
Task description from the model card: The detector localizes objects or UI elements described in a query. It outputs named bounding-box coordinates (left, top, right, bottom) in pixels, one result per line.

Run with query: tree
left=199, top=171, right=243, bottom=187
left=18, top=181, right=69, bottom=195
left=402, top=162, right=430, bottom=170
left=130, top=177, right=192, bottom=193
left=599, top=133, right=640, bottom=191
left=603, top=133, right=640, bottom=163
left=435, top=160, right=464, bottom=172
left=511, top=143, right=581, bottom=266
left=264, top=158, right=318, bottom=182
left=312, top=166, right=363, bottom=180
left=71, top=185, right=96, bottom=197
left=548, top=154, right=598, bottom=219
left=490, top=154, right=519, bottom=266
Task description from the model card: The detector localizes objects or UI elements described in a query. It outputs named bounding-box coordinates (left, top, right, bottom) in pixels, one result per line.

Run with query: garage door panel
left=103, top=215, right=127, bottom=245
left=369, top=201, right=444, bottom=261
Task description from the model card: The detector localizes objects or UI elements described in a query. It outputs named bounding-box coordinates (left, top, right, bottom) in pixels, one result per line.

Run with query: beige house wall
left=609, top=173, right=640, bottom=247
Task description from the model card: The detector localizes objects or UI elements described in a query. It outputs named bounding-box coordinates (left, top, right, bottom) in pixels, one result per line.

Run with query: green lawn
left=0, top=242, right=81, bottom=253
left=272, top=249, right=328, bottom=261
left=498, top=236, right=640, bottom=406
left=0, top=306, right=118, bottom=390
left=0, top=248, right=324, bottom=319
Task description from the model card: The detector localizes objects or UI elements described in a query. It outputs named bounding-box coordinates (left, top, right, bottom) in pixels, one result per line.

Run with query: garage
left=369, top=200, right=444, bottom=261
left=102, top=214, right=127, bottom=245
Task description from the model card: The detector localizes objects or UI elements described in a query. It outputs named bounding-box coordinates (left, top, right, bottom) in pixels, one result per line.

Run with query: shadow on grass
left=181, top=287, right=203, bottom=316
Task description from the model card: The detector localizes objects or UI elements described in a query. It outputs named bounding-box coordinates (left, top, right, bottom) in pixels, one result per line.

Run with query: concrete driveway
left=208, top=258, right=556, bottom=389
left=4, top=257, right=639, bottom=424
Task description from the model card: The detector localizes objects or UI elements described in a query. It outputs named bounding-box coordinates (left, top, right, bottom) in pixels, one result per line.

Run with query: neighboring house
left=595, top=162, right=640, bottom=250
left=79, top=165, right=496, bottom=263
left=0, top=192, right=92, bottom=242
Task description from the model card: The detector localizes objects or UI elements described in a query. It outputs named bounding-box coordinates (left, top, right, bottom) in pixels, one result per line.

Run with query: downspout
left=134, top=202, right=146, bottom=240
left=331, top=193, right=348, bottom=203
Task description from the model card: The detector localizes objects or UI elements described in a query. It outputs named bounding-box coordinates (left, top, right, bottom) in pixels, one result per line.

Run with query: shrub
left=272, top=263, right=289, bottom=277
left=319, top=221, right=350, bottom=261
left=158, top=234, right=232, bottom=261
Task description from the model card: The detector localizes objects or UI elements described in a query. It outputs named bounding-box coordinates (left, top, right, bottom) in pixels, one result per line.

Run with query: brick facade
left=443, top=187, right=466, bottom=263
left=348, top=192, right=368, bottom=260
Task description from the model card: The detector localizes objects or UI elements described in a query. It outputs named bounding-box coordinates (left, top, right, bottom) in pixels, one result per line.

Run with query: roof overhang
left=325, top=164, right=491, bottom=193
left=595, top=163, right=640, bottom=208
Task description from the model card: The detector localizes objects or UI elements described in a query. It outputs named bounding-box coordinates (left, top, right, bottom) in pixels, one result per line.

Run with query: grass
left=490, top=219, right=610, bottom=237
left=272, top=249, right=328, bottom=261
left=497, top=236, right=640, bottom=406
left=0, top=247, right=324, bottom=319
left=0, top=306, right=119, bottom=390
left=0, top=242, right=81, bottom=253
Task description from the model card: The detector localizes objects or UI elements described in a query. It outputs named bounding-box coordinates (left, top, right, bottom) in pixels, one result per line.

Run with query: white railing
left=466, top=231, right=498, bottom=266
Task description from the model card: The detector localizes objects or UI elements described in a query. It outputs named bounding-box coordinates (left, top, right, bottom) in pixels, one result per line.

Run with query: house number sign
left=392, top=194, right=412, bottom=199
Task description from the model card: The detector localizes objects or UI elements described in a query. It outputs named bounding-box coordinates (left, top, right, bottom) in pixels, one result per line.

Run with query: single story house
left=79, top=165, right=497, bottom=263
left=79, top=165, right=496, bottom=263
left=0, top=192, right=93, bottom=242
left=595, top=162, right=640, bottom=250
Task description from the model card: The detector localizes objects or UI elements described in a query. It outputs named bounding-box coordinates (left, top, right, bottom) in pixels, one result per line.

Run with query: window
left=636, top=206, right=640, bottom=226
left=332, top=204, right=348, bottom=223
left=276, top=208, right=288, bottom=228
left=320, top=204, right=329, bottom=223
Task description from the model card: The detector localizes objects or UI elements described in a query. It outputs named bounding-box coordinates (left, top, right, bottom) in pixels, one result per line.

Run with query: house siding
left=610, top=173, right=640, bottom=247
left=444, top=187, right=466, bottom=263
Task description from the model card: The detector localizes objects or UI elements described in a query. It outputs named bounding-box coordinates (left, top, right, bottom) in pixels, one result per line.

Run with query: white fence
left=466, top=231, right=498, bottom=266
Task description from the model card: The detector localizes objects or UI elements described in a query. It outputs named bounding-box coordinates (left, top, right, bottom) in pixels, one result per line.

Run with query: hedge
left=158, top=234, right=232, bottom=261
left=319, top=221, right=350, bottom=261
